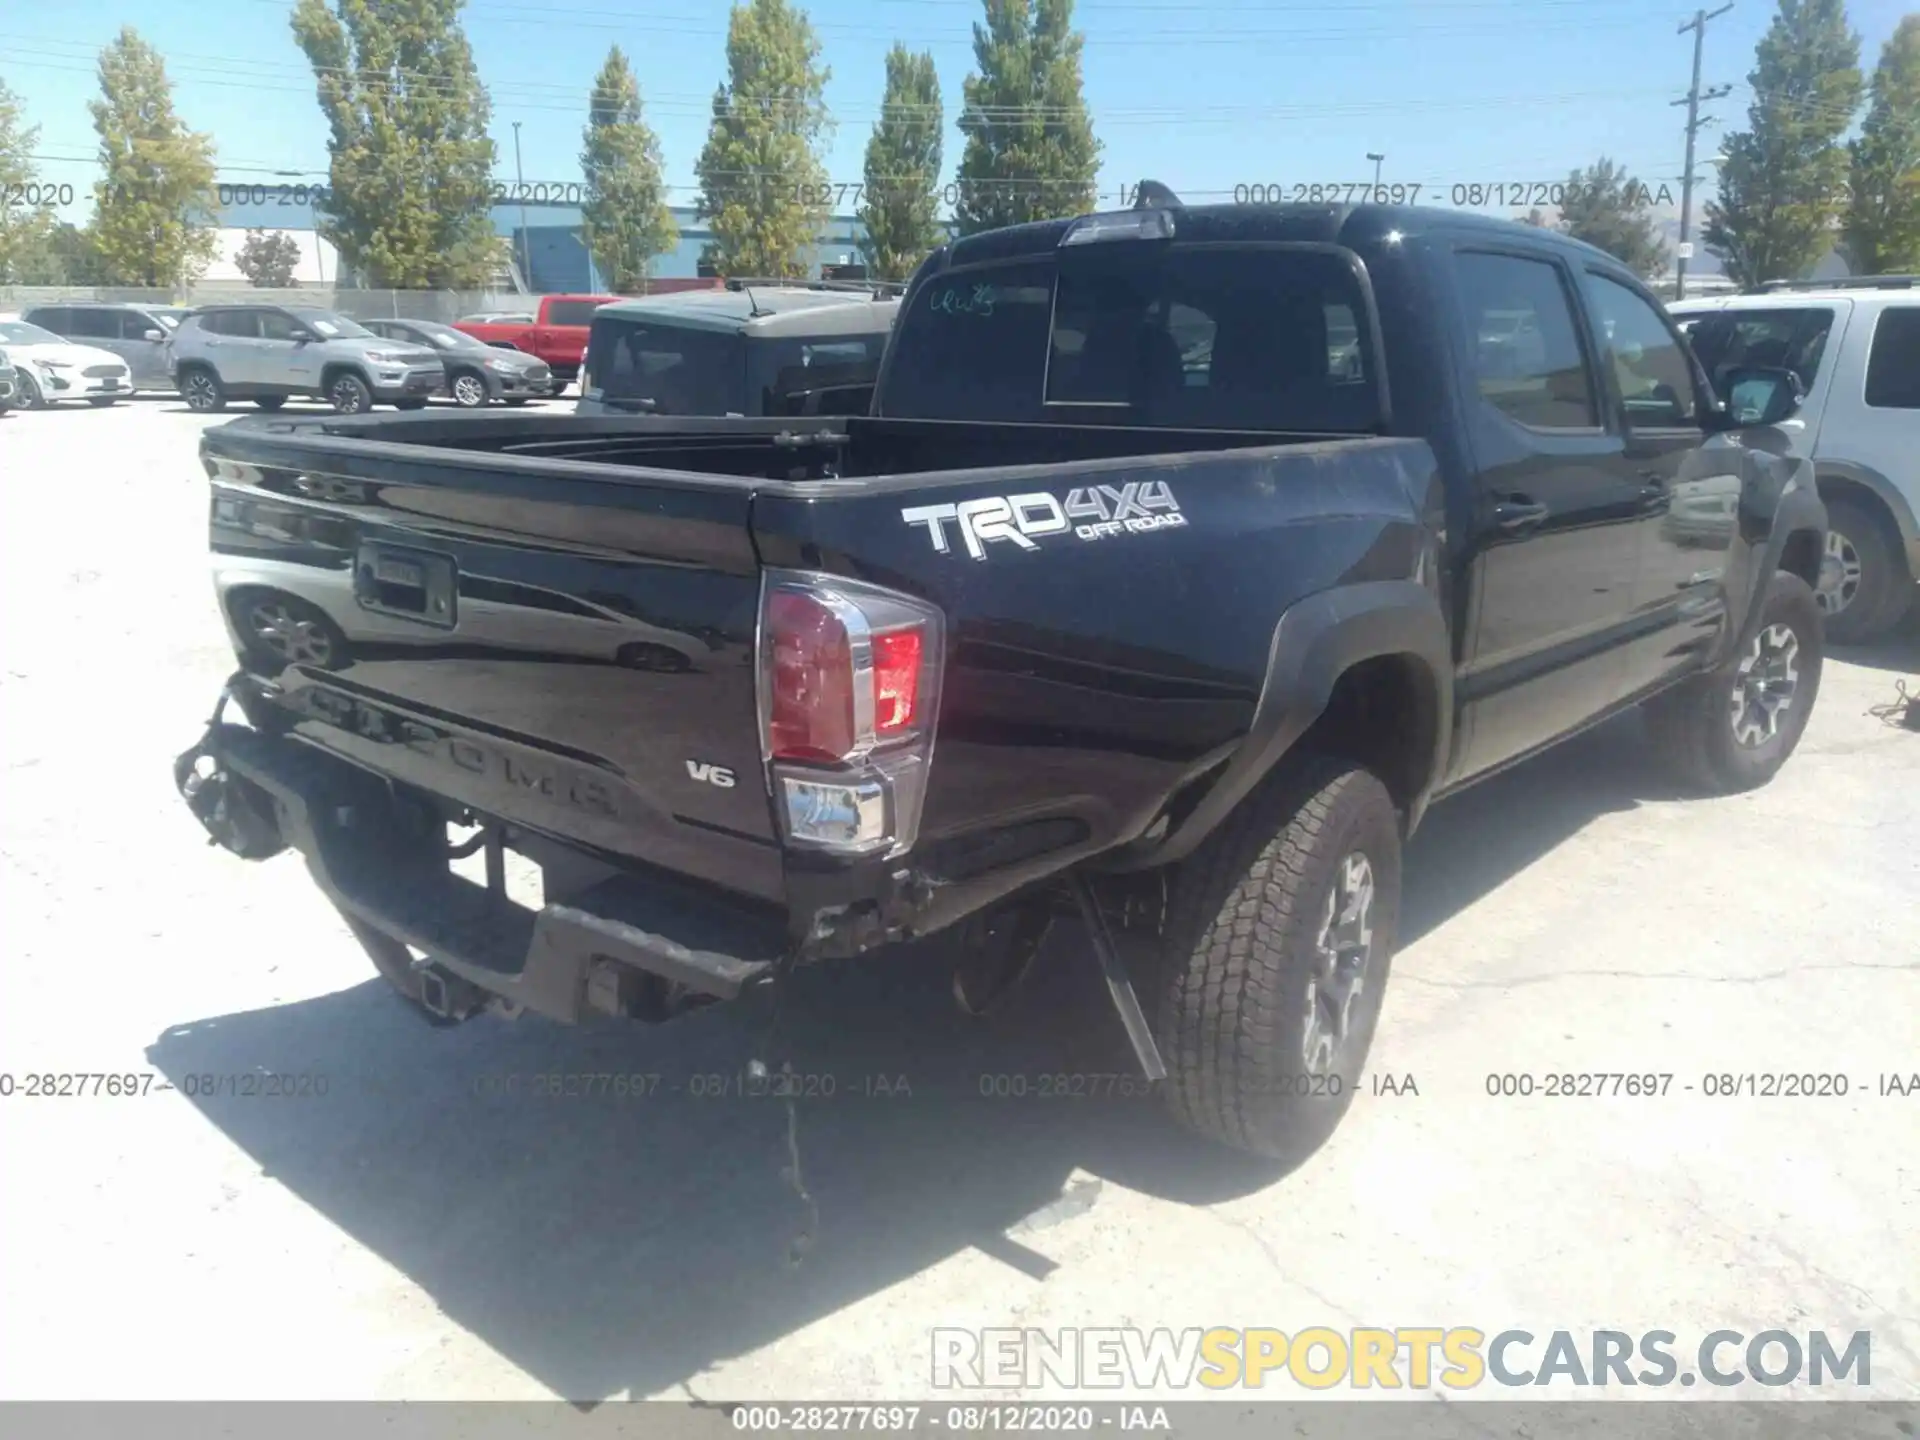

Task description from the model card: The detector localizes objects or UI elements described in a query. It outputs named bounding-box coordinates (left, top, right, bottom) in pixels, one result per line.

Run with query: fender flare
left=1729, top=482, right=1827, bottom=658
left=1814, top=459, right=1919, bottom=548
left=1145, top=580, right=1453, bottom=866
left=318, top=361, right=375, bottom=397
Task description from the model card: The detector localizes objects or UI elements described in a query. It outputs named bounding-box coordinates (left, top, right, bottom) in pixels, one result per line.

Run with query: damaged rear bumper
left=178, top=715, right=786, bottom=1025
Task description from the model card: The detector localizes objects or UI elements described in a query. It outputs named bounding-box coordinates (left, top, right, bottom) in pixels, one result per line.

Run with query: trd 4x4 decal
left=901, top=481, right=1184, bottom=560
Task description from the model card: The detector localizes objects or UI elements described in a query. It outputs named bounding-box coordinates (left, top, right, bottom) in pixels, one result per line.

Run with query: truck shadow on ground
left=147, top=714, right=1680, bottom=1403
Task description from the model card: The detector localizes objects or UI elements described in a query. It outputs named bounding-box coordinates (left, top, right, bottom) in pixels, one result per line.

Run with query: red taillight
left=759, top=572, right=944, bottom=856
left=767, top=589, right=857, bottom=762
left=870, top=626, right=924, bottom=736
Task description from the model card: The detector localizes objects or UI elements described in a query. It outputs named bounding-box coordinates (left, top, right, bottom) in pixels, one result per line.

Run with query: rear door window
left=585, top=320, right=744, bottom=414
left=1452, top=251, right=1598, bottom=430
left=1864, top=306, right=1920, bottom=408
left=204, top=311, right=259, bottom=338
left=65, top=309, right=121, bottom=340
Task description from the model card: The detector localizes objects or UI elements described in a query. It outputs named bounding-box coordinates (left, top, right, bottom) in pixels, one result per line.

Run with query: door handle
left=1491, top=496, right=1550, bottom=533
left=1637, top=471, right=1670, bottom=510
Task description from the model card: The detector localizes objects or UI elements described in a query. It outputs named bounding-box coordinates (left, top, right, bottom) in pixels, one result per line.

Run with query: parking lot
left=1, top=397, right=1916, bottom=1403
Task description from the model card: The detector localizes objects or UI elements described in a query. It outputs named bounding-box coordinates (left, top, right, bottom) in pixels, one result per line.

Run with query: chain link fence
left=0, top=286, right=529, bottom=324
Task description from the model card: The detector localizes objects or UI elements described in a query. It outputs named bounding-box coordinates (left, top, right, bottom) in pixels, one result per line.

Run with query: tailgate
left=202, top=419, right=781, bottom=902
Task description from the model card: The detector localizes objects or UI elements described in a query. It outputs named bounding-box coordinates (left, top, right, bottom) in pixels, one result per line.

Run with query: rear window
left=1864, top=306, right=1920, bottom=408
left=747, top=334, right=887, bottom=415
left=546, top=299, right=607, bottom=326
left=883, top=247, right=1381, bottom=430
left=585, top=319, right=744, bottom=414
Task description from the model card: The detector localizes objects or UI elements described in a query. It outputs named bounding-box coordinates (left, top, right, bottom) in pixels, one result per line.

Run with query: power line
left=1672, top=3, right=1734, bottom=299
left=0, top=47, right=1684, bottom=125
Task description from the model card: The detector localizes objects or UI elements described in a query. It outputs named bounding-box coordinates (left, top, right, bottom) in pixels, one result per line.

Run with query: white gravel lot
left=0, top=398, right=1915, bottom=1405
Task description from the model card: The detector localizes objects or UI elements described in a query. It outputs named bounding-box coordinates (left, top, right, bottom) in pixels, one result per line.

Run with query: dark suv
left=361, top=318, right=558, bottom=407
left=168, top=305, right=445, bottom=414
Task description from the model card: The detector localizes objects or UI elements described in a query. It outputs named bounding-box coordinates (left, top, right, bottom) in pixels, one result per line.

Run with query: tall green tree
left=86, top=29, right=219, bottom=288
left=954, top=0, right=1100, bottom=236
left=1844, top=15, right=1920, bottom=275
left=580, top=45, right=677, bottom=292
left=291, top=0, right=502, bottom=288
left=0, top=80, right=61, bottom=284
left=1556, top=157, right=1668, bottom=277
left=857, top=45, right=943, bottom=280
left=694, top=0, right=833, bottom=278
left=1704, top=0, right=1863, bottom=288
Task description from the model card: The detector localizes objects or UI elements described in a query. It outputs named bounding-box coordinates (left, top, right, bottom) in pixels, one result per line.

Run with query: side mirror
left=289, top=328, right=317, bottom=344
left=1719, top=365, right=1804, bottom=427
left=142, top=328, right=165, bottom=342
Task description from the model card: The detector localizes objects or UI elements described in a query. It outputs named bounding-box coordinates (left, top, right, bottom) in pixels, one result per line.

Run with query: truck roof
left=944, top=200, right=1629, bottom=274
left=594, top=287, right=900, bottom=338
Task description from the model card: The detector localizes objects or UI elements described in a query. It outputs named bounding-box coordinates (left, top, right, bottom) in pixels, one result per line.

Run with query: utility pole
left=1367, top=152, right=1385, bottom=200
left=1673, top=5, right=1734, bottom=299
left=512, top=120, right=532, bottom=294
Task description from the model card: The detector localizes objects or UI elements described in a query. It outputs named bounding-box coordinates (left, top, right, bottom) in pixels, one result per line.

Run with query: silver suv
left=21, top=301, right=195, bottom=391
left=169, top=305, right=445, bottom=414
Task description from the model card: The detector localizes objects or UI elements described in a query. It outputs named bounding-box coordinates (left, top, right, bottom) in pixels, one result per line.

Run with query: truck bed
left=201, top=410, right=1438, bottom=936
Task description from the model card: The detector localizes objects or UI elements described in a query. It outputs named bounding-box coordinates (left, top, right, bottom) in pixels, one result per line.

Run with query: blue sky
left=3, top=0, right=1910, bottom=222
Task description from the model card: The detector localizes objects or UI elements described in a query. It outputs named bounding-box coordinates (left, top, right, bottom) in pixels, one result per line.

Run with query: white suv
left=1672, top=283, right=1920, bottom=642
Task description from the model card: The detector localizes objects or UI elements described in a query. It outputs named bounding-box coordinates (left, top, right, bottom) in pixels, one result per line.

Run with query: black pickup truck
left=177, top=190, right=1826, bottom=1160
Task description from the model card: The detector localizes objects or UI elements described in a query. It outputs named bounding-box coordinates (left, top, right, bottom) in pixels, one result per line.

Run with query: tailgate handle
left=355, top=543, right=457, bottom=627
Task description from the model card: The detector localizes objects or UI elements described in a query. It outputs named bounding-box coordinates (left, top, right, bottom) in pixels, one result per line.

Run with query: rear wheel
left=327, top=371, right=372, bottom=414
left=88, top=396, right=118, bottom=408
left=1155, top=755, right=1401, bottom=1162
left=180, top=366, right=225, bottom=413
left=393, top=397, right=429, bottom=411
left=254, top=395, right=287, bottom=412
left=1816, top=495, right=1912, bottom=644
left=1646, top=571, right=1823, bottom=794
left=449, top=371, right=490, bottom=408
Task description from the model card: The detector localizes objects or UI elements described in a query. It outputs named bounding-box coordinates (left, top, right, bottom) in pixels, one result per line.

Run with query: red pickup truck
left=452, top=294, right=617, bottom=390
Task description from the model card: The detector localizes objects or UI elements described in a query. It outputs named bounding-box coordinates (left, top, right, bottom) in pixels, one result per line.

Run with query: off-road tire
left=254, top=395, right=287, bottom=411
left=1646, top=571, right=1823, bottom=794
left=1156, top=755, right=1402, bottom=1161
left=87, top=396, right=118, bottom=407
left=1820, top=495, right=1912, bottom=644
left=393, top=397, right=429, bottom=411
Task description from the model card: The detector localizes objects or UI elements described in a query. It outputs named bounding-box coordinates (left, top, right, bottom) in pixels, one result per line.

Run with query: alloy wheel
left=1815, top=530, right=1862, bottom=617
left=183, top=372, right=220, bottom=412
left=1303, top=852, right=1376, bottom=1074
left=330, top=377, right=368, bottom=414
left=452, top=374, right=488, bottom=407
left=1728, top=622, right=1800, bottom=748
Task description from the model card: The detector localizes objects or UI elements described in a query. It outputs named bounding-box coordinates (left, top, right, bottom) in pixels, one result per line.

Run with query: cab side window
left=1453, top=251, right=1599, bottom=430
left=1586, top=273, right=1701, bottom=427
